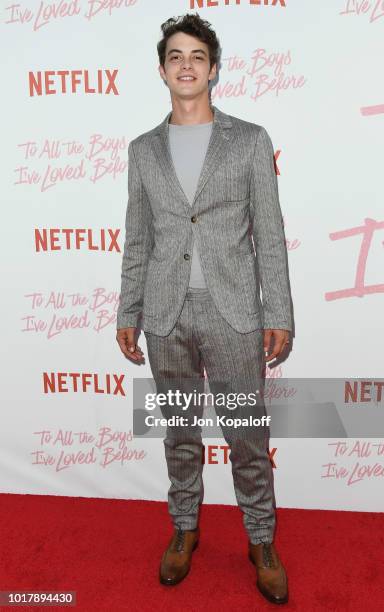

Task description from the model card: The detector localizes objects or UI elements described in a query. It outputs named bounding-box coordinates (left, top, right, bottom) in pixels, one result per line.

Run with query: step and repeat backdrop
left=1, top=1, right=383, bottom=512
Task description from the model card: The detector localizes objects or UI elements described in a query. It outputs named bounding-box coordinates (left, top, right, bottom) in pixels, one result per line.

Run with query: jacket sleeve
left=116, top=141, right=154, bottom=329
left=249, top=126, right=292, bottom=332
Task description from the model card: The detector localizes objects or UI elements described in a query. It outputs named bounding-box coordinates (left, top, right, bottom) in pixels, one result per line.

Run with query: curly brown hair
left=157, top=12, right=221, bottom=70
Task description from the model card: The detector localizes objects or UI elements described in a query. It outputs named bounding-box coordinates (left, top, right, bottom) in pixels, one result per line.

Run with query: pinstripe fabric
left=116, top=104, right=292, bottom=336
left=144, top=288, right=276, bottom=545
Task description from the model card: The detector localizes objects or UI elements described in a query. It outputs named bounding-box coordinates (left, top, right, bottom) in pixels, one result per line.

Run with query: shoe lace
left=175, top=529, right=185, bottom=552
left=262, top=543, right=274, bottom=568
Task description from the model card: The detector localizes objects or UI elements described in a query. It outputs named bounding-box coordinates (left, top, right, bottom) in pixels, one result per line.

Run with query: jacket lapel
left=151, top=104, right=233, bottom=216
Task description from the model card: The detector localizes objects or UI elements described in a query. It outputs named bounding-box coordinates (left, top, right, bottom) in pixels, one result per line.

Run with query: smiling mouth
left=177, top=76, right=196, bottom=81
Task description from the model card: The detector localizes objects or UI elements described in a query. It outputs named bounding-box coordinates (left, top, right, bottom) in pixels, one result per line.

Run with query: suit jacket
left=116, top=104, right=292, bottom=336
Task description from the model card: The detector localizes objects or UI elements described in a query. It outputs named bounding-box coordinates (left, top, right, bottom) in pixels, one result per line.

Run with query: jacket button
left=184, top=253, right=190, bottom=260
left=191, top=215, right=197, bottom=223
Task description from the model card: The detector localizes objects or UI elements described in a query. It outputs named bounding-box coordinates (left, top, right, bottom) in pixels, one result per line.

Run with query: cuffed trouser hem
left=248, top=531, right=274, bottom=545
left=173, top=520, right=199, bottom=531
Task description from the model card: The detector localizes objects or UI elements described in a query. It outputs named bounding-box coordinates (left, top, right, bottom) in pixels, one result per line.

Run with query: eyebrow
left=167, top=48, right=207, bottom=56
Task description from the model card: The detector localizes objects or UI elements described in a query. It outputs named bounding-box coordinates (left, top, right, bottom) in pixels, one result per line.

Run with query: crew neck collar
left=168, top=120, right=213, bottom=128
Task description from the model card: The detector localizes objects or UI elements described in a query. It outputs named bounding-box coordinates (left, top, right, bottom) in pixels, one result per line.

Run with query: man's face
left=159, top=31, right=217, bottom=101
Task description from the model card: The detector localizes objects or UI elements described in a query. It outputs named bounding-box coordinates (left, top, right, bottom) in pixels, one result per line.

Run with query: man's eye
left=169, top=55, right=204, bottom=61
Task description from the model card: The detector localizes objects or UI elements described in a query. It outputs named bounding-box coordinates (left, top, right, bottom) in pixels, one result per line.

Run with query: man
left=116, top=13, right=292, bottom=605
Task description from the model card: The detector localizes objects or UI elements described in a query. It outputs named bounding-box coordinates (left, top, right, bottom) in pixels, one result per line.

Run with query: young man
left=116, top=13, right=292, bottom=605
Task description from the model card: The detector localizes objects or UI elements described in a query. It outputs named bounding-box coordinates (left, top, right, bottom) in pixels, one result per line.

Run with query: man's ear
left=158, top=64, right=166, bottom=82
left=209, top=62, right=217, bottom=82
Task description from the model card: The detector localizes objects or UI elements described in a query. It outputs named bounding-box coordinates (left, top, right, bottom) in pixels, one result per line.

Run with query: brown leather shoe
left=249, top=541, right=288, bottom=605
left=159, top=528, right=199, bottom=586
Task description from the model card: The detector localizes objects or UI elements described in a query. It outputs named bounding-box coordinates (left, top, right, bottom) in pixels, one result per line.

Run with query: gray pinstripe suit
left=117, top=104, right=292, bottom=544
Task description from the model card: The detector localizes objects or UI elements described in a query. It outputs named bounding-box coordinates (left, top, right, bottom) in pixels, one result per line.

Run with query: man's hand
left=116, top=327, right=145, bottom=364
left=264, top=328, right=290, bottom=362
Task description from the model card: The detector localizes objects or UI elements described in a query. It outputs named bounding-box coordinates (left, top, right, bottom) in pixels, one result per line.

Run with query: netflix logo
left=43, top=372, right=125, bottom=395
left=190, top=0, right=286, bottom=7
left=28, top=69, right=119, bottom=97
left=345, top=380, right=384, bottom=403
left=202, top=444, right=277, bottom=466
left=34, top=228, right=121, bottom=252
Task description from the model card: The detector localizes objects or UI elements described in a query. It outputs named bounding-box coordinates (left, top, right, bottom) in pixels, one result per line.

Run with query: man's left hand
left=263, top=329, right=290, bottom=362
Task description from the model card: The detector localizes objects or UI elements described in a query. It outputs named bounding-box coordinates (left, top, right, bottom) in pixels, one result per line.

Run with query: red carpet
left=0, top=494, right=383, bottom=611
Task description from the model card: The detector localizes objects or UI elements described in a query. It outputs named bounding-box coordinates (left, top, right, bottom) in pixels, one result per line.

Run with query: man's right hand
left=116, top=327, right=145, bottom=364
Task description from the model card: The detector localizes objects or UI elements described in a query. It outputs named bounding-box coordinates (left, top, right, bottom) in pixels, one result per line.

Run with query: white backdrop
left=1, top=0, right=383, bottom=512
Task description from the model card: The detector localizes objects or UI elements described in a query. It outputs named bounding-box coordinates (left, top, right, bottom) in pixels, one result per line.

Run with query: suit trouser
left=144, top=287, right=276, bottom=545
